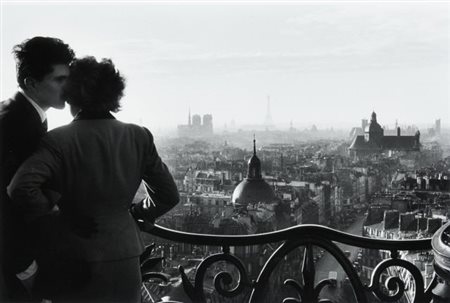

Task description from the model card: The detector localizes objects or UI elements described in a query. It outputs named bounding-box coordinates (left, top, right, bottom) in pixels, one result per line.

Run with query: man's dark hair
left=13, top=36, right=75, bottom=89
left=65, top=56, right=125, bottom=112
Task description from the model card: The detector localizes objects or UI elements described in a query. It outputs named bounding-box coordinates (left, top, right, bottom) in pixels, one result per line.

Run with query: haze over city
left=2, top=2, right=450, bottom=302
left=1, top=1, right=448, bottom=133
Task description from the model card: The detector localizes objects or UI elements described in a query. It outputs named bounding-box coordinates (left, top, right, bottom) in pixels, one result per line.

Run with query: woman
left=8, top=57, right=179, bottom=302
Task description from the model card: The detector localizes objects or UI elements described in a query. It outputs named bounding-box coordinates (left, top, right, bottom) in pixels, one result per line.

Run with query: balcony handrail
left=148, top=223, right=432, bottom=250
left=140, top=223, right=447, bottom=303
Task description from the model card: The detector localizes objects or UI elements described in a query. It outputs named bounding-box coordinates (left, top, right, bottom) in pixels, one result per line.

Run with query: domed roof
left=232, top=137, right=276, bottom=206
left=232, top=179, right=276, bottom=205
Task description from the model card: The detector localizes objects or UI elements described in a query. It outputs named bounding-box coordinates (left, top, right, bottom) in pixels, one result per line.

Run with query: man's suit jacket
left=0, top=92, right=47, bottom=300
left=0, top=92, right=47, bottom=271
left=8, top=110, right=179, bottom=262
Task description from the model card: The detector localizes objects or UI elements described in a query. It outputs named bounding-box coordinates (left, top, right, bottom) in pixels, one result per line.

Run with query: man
left=0, top=36, right=74, bottom=301
left=8, top=56, right=180, bottom=302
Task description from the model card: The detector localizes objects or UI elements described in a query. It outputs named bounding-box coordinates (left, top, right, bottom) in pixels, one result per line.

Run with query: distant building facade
left=427, top=118, right=442, bottom=138
left=178, top=109, right=213, bottom=138
left=349, top=111, right=420, bottom=158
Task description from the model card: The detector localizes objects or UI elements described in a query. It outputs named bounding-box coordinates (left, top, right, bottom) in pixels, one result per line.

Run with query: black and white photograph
left=0, top=0, right=449, bottom=302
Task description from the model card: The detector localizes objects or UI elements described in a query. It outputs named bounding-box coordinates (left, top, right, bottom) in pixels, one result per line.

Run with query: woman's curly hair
left=65, top=56, right=125, bottom=112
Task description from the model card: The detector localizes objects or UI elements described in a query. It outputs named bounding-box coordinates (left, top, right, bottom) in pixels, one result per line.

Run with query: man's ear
left=23, top=77, right=37, bottom=90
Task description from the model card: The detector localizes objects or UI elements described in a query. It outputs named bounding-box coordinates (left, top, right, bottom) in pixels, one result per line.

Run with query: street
left=315, top=215, right=366, bottom=302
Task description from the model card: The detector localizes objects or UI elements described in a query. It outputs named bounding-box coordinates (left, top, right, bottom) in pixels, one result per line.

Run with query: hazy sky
left=1, top=1, right=449, bottom=132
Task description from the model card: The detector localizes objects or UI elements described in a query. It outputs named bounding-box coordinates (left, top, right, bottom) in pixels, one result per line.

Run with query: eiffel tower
left=264, top=95, right=274, bottom=129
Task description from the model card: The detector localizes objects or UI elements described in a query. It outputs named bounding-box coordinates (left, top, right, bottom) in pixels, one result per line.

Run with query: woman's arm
left=130, top=128, right=179, bottom=225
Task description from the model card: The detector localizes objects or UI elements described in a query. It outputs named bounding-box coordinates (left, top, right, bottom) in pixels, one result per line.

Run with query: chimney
left=417, top=176, right=423, bottom=189
left=400, top=213, right=417, bottom=232
left=427, top=218, right=442, bottom=234
left=383, top=210, right=399, bottom=230
left=397, top=127, right=401, bottom=136
left=362, top=119, right=368, bottom=131
left=424, top=175, right=430, bottom=190
left=417, top=217, right=427, bottom=231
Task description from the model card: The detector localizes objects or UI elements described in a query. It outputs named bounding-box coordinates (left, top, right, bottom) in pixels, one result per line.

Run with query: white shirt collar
left=19, top=89, right=47, bottom=123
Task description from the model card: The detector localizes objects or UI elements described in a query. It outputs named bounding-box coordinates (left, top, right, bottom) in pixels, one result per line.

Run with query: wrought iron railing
left=139, top=222, right=450, bottom=303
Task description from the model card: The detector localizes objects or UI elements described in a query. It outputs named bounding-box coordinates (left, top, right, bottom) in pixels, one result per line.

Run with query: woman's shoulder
left=46, top=123, right=76, bottom=137
left=45, top=120, right=156, bottom=147
left=121, top=122, right=154, bottom=142
left=114, top=119, right=149, bottom=132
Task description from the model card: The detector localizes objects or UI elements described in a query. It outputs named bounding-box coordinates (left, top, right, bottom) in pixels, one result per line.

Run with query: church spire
left=371, top=111, right=377, bottom=123
left=188, top=107, right=192, bottom=126
left=264, top=95, right=273, bottom=127
left=247, top=136, right=262, bottom=179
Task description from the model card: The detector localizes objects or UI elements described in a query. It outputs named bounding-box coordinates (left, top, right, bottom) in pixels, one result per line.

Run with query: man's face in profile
left=33, top=64, right=70, bottom=110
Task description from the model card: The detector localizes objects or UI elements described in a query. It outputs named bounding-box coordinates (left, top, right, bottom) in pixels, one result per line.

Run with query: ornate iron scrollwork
left=178, top=248, right=252, bottom=302
left=143, top=224, right=436, bottom=303
left=249, top=238, right=367, bottom=303
left=141, top=244, right=173, bottom=303
left=367, top=257, right=430, bottom=303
